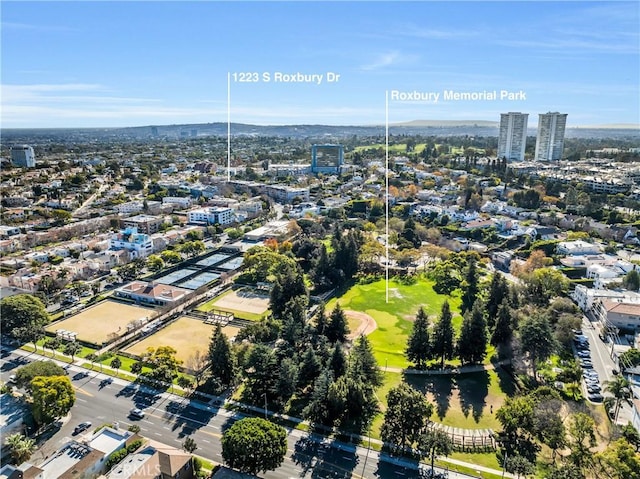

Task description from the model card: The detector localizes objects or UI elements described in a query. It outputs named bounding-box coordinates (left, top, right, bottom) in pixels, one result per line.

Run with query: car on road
left=73, top=421, right=92, bottom=435
left=129, top=408, right=145, bottom=419
left=8, top=374, right=17, bottom=383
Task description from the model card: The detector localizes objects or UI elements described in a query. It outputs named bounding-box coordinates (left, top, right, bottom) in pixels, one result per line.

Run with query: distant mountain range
left=2, top=121, right=639, bottom=142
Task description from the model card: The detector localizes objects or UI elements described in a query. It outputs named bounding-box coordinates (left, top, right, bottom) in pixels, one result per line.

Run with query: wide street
left=1, top=348, right=481, bottom=479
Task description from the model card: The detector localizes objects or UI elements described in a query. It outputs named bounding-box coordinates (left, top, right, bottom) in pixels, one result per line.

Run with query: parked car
left=587, top=393, right=603, bottom=402
left=129, top=408, right=145, bottom=419
left=73, top=421, right=92, bottom=435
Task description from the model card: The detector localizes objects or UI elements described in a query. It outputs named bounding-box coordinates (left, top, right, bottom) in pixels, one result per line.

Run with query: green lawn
left=371, top=369, right=517, bottom=438
left=327, top=277, right=462, bottom=369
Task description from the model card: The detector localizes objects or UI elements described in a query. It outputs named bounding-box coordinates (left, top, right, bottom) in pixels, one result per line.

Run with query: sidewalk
left=9, top=346, right=513, bottom=478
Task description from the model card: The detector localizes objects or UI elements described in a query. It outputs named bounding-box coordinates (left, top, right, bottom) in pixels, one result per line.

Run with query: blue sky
left=2, top=1, right=639, bottom=128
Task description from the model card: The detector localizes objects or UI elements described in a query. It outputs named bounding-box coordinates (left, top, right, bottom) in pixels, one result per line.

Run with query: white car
left=129, top=408, right=145, bottom=419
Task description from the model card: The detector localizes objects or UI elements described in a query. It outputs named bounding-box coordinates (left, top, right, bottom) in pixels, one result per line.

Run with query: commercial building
left=10, top=146, right=36, bottom=168
left=311, top=144, right=344, bottom=174
left=497, top=112, right=528, bottom=162
left=535, top=112, right=568, bottom=161
left=115, top=281, right=190, bottom=306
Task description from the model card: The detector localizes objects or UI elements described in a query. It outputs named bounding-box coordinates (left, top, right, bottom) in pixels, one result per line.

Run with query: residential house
left=101, top=441, right=192, bottom=479
left=593, top=298, right=640, bottom=332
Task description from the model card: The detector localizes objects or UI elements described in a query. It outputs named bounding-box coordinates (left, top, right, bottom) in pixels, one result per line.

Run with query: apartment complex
left=535, top=112, right=568, bottom=161
left=497, top=112, right=528, bottom=161
left=10, top=145, right=36, bottom=168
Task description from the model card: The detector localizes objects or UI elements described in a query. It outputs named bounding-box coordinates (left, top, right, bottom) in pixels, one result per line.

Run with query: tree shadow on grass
left=456, top=370, right=489, bottom=423
left=496, top=364, right=518, bottom=397
left=403, top=372, right=453, bottom=421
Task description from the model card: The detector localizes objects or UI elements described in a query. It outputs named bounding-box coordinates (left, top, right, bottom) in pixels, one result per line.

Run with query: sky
left=1, top=1, right=639, bottom=128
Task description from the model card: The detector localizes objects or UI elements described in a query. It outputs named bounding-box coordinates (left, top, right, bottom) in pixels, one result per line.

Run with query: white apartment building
left=498, top=112, right=528, bottom=162
left=535, top=112, right=568, bottom=161
left=162, top=196, right=192, bottom=208
left=187, top=206, right=233, bottom=225
left=10, top=145, right=36, bottom=167
left=109, top=227, right=154, bottom=258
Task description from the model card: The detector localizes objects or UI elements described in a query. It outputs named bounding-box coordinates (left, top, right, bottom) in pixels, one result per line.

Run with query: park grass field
left=45, top=300, right=155, bottom=345
left=124, top=316, right=241, bottom=364
left=327, top=277, right=463, bottom=369
left=197, top=286, right=268, bottom=322
left=372, top=370, right=516, bottom=439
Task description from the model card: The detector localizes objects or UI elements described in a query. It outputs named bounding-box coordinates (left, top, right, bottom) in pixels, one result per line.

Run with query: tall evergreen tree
left=298, top=348, right=322, bottom=390
left=328, top=343, right=347, bottom=379
left=491, top=300, right=513, bottom=346
left=349, top=335, right=383, bottom=388
left=460, top=258, right=479, bottom=314
left=326, top=303, right=349, bottom=343
left=303, top=369, right=335, bottom=427
left=486, top=273, right=509, bottom=328
left=432, top=300, right=455, bottom=369
left=406, top=307, right=431, bottom=369
left=208, top=324, right=236, bottom=387
left=457, top=303, right=487, bottom=365
left=315, top=303, right=328, bottom=336
left=243, top=344, right=280, bottom=405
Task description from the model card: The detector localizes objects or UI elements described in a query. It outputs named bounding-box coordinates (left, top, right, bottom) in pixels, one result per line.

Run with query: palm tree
left=5, top=433, right=37, bottom=464
left=110, top=357, right=122, bottom=377
left=604, top=376, right=631, bottom=421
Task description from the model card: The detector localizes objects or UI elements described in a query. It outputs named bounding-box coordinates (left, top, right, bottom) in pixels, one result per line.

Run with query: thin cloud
left=360, top=51, right=418, bottom=71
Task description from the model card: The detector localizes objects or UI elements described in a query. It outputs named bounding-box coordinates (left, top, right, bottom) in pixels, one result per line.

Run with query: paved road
left=2, top=349, right=484, bottom=479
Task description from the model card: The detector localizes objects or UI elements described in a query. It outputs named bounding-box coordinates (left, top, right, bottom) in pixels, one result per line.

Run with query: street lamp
left=263, top=393, right=268, bottom=420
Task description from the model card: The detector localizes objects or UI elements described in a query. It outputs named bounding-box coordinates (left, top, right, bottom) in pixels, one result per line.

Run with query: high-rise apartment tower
left=497, top=112, right=529, bottom=161
left=535, top=112, right=568, bottom=161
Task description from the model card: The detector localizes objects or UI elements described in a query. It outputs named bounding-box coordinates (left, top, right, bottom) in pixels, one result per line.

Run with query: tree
left=381, top=383, right=433, bottom=452
left=406, top=307, right=431, bottom=369
left=243, top=344, right=280, bottom=406
left=15, top=360, right=65, bottom=391
left=297, top=348, right=322, bottom=390
left=491, top=300, right=513, bottom=346
left=460, top=258, right=479, bottom=314
left=1, top=294, right=49, bottom=350
left=522, top=267, right=569, bottom=306
left=457, top=303, right=487, bottom=365
left=326, top=303, right=349, bottom=344
left=486, top=273, right=509, bottom=328
left=623, top=269, right=640, bottom=292
left=604, top=376, right=631, bottom=422
left=185, top=350, right=208, bottom=388
left=432, top=300, right=455, bottom=369
left=146, top=255, right=165, bottom=272
left=269, top=263, right=308, bottom=319
left=567, top=413, right=596, bottom=471
left=5, top=433, right=37, bottom=465
left=31, top=376, right=75, bottom=425
left=419, top=428, right=453, bottom=475
left=221, top=418, right=287, bottom=475
left=208, top=324, right=235, bottom=387
left=328, top=343, right=347, bottom=379
left=182, top=437, right=198, bottom=454
left=596, top=439, right=640, bottom=479
left=303, top=369, right=335, bottom=426
left=63, top=342, right=81, bottom=362
left=520, top=312, right=556, bottom=381
left=44, top=336, right=61, bottom=357
left=110, top=357, right=122, bottom=375
left=349, top=335, right=383, bottom=388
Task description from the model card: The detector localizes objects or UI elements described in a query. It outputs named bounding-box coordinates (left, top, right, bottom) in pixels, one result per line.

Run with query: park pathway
left=384, top=359, right=511, bottom=375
